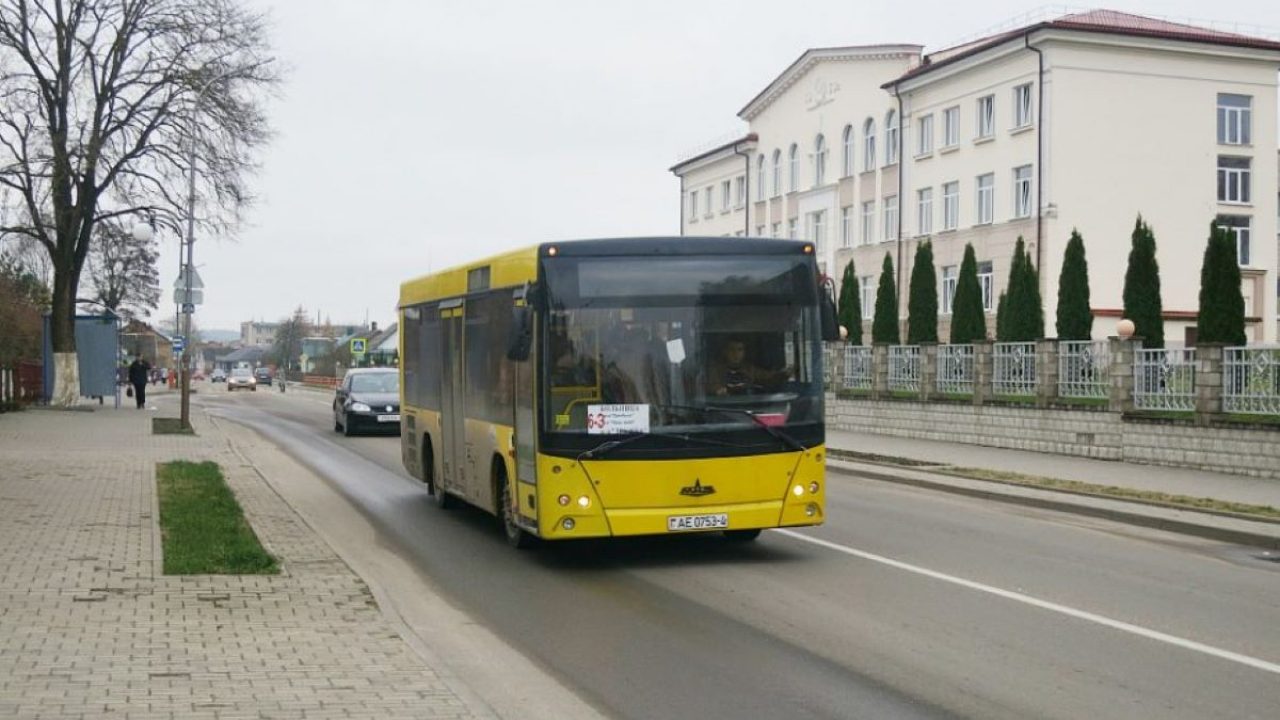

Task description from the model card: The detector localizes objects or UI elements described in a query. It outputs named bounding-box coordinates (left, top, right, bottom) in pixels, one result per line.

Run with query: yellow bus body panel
left=399, top=245, right=539, bottom=307
left=534, top=445, right=826, bottom=539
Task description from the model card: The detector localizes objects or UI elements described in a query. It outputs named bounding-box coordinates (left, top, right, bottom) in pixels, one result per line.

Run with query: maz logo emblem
left=680, top=479, right=716, bottom=497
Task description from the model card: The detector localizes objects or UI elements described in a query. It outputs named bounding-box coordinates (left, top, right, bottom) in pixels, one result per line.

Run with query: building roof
left=886, top=9, right=1280, bottom=88
left=217, top=346, right=267, bottom=364
left=668, top=134, right=757, bottom=174
left=738, top=45, right=923, bottom=121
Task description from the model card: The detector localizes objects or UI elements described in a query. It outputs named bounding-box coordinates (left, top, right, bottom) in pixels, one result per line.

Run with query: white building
left=672, top=10, right=1280, bottom=343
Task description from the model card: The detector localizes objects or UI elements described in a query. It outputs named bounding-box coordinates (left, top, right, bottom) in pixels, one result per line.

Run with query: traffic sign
left=350, top=338, right=367, bottom=355
left=173, top=287, right=204, bottom=305
left=173, top=336, right=185, bottom=352
left=181, top=302, right=195, bottom=314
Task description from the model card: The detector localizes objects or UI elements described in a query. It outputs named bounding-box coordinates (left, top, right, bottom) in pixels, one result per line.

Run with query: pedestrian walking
left=127, top=356, right=151, bottom=409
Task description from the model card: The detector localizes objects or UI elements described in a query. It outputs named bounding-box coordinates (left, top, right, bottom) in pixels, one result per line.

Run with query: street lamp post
left=177, top=61, right=270, bottom=429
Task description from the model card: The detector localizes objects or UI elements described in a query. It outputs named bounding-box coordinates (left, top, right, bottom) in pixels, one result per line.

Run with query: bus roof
left=398, top=237, right=815, bottom=307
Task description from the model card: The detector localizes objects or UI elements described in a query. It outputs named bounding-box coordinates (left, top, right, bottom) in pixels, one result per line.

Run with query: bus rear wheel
left=498, top=472, right=532, bottom=549
left=724, top=529, right=762, bottom=542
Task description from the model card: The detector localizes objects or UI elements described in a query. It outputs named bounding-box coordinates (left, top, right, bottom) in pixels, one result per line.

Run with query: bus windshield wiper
left=662, top=404, right=807, bottom=453
left=578, top=429, right=763, bottom=460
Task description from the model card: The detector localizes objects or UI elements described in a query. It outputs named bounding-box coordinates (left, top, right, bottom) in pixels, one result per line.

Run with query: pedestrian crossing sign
left=350, top=338, right=367, bottom=355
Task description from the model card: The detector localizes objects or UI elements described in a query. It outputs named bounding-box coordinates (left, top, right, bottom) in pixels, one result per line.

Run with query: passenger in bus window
left=550, top=332, right=595, bottom=387
left=709, top=338, right=792, bottom=396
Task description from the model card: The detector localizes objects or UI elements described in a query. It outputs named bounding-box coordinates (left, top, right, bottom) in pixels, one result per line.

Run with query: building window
left=917, top=114, right=934, bottom=156
left=885, top=110, right=899, bottom=165
left=771, top=222, right=780, bottom=238
left=941, top=266, right=958, bottom=314
left=863, top=118, right=876, bottom=172
left=943, top=106, right=960, bottom=147
left=1217, top=94, right=1251, bottom=145
left=814, top=134, right=827, bottom=186
left=942, top=181, right=959, bottom=230
left=734, top=176, right=745, bottom=208
left=688, top=190, right=698, bottom=221
left=883, top=195, right=898, bottom=241
left=861, top=275, right=874, bottom=320
left=1013, top=165, right=1033, bottom=219
left=976, top=95, right=995, bottom=139
left=861, top=201, right=875, bottom=246
left=977, top=261, right=994, bottom=312
left=772, top=149, right=782, bottom=197
left=808, top=210, right=826, bottom=254
left=705, top=185, right=714, bottom=217
left=841, top=206, right=853, bottom=248
left=757, top=155, right=766, bottom=201
left=842, top=124, right=855, bottom=176
left=976, top=173, right=994, bottom=224
left=788, top=144, right=799, bottom=192
left=1218, top=156, right=1251, bottom=204
left=721, top=180, right=731, bottom=212
left=787, top=218, right=797, bottom=239
left=1217, top=215, right=1252, bottom=265
left=1013, top=83, right=1033, bottom=128
left=917, top=187, right=933, bottom=236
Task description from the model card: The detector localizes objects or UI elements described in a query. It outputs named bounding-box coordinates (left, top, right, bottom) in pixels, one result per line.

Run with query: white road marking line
left=776, top=529, right=1280, bottom=676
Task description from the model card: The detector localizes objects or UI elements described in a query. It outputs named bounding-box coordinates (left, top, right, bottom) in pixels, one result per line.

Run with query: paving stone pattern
left=0, top=405, right=487, bottom=719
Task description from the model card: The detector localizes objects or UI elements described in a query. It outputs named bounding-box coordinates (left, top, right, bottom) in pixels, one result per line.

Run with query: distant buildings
left=671, top=9, right=1279, bottom=343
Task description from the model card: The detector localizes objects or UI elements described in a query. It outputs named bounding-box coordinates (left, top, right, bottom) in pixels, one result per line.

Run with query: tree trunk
left=49, top=259, right=80, bottom=406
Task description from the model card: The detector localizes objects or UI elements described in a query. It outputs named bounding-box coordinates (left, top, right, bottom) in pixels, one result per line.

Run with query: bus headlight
left=809, top=481, right=820, bottom=494
left=577, top=496, right=591, bottom=508
left=793, top=484, right=805, bottom=497
left=562, top=517, right=575, bottom=530
left=805, top=503, right=818, bottom=517
left=557, top=494, right=571, bottom=506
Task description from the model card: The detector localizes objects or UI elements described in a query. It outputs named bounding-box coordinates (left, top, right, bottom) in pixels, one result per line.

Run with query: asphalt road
left=200, top=382, right=1280, bottom=720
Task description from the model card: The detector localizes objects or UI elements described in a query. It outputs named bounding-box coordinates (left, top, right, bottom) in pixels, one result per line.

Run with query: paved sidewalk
left=0, top=398, right=490, bottom=719
left=826, top=428, right=1280, bottom=548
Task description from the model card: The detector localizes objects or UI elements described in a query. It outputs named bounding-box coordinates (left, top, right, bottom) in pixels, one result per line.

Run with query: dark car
left=254, top=367, right=273, bottom=386
left=333, top=368, right=400, bottom=436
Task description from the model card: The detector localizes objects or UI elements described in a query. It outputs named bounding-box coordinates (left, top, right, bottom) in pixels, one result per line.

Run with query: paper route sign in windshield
left=586, top=404, right=650, bottom=435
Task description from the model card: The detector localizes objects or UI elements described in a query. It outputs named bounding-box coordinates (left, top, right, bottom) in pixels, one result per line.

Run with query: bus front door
left=439, top=303, right=466, bottom=494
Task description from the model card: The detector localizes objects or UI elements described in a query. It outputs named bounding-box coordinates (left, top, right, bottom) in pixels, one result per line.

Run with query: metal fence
left=1224, top=345, right=1280, bottom=416
left=993, top=342, right=1036, bottom=396
left=843, top=346, right=873, bottom=391
left=888, top=346, right=921, bottom=392
left=1058, top=340, right=1110, bottom=399
left=937, top=344, right=975, bottom=395
left=1133, top=348, right=1196, bottom=412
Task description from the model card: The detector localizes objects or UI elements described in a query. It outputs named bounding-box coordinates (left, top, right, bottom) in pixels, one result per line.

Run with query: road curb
left=828, top=460, right=1280, bottom=550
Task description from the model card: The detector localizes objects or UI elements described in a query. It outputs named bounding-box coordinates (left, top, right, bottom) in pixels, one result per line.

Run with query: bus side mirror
left=507, top=305, right=533, bottom=361
left=820, top=289, right=840, bottom=342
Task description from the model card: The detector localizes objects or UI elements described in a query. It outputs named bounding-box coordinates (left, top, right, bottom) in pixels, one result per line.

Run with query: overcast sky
left=162, top=0, right=1280, bottom=334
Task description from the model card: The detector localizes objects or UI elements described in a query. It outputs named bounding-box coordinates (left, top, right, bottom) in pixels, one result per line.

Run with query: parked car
left=228, top=367, right=257, bottom=391
left=333, top=368, right=400, bottom=436
left=211, top=368, right=227, bottom=382
left=254, top=367, right=273, bottom=386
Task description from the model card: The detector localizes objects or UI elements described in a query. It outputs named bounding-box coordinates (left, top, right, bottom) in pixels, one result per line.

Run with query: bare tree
left=83, top=219, right=159, bottom=319
left=0, top=0, right=279, bottom=405
left=271, top=305, right=308, bottom=374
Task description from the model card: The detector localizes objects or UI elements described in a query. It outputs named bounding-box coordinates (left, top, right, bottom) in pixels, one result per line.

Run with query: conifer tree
left=1196, top=221, right=1246, bottom=345
left=995, top=290, right=1009, bottom=341
left=1056, top=230, right=1093, bottom=340
left=872, top=252, right=900, bottom=344
left=1122, top=216, right=1164, bottom=348
left=950, top=243, right=987, bottom=344
left=998, top=237, right=1045, bottom=342
left=907, top=242, right=938, bottom=344
left=837, top=260, right=863, bottom=345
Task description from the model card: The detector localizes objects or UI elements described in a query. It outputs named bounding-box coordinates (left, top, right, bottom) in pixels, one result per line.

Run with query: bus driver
left=708, top=338, right=792, bottom=396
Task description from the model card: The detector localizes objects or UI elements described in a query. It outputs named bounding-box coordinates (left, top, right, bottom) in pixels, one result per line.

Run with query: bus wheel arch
left=426, top=434, right=454, bottom=509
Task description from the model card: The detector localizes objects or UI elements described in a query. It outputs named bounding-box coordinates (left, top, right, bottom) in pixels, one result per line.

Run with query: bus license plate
left=667, top=513, right=729, bottom=532
left=377, top=414, right=400, bottom=423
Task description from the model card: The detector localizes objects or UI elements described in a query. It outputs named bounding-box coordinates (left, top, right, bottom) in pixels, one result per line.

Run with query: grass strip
left=157, top=461, right=278, bottom=574
left=944, top=466, right=1280, bottom=521
left=152, top=417, right=195, bottom=435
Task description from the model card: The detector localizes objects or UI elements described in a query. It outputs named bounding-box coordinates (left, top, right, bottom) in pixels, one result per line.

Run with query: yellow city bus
left=398, top=237, right=839, bottom=547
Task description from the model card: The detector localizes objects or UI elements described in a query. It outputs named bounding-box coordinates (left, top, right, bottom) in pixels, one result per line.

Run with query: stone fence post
left=871, top=343, right=889, bottom=400
left=1036, top=339, right=1059, bottom=408
left=1195, top=342, right=1224, bottom=425
left=973, top=340, right=993, bottom=405
left=1108, top=336, right=1137, bottom=413
left=920, top=342, right=938, bottom=402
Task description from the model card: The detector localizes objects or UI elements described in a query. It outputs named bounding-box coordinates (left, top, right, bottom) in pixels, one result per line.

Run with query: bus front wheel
left=724, top=529, right=762, bottom=542
left=497, top=468, right=532, bottom=549
left=426, top=440, right=454, bottom=509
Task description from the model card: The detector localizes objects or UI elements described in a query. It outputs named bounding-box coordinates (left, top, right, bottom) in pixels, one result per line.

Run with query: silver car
left=228, top=367, right=257, bottom=392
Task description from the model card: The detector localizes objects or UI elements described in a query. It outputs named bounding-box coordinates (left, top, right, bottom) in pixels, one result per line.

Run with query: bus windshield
left=540, top=255, right=823, bottom=444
